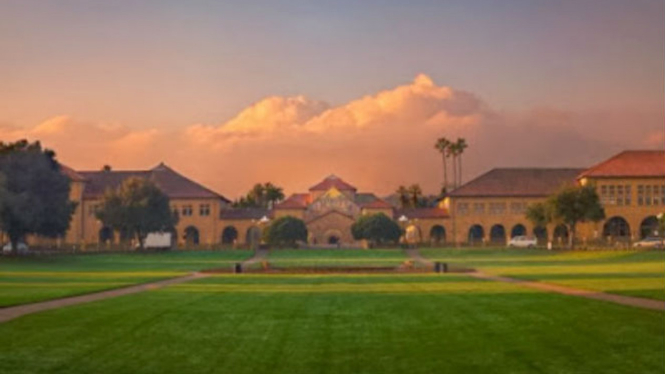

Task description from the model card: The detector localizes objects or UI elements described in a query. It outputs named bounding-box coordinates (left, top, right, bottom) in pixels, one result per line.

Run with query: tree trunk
left=452, top=155, right=458, bottom=189
left=458, top=155, right=463, bottom=188
left=136, top=230, right=144, bottom=251
left=569, top=223, right=576, bottom=249
left=442, top=154, right=448, bottom=193
left=8, top=232, right=20, bottom=255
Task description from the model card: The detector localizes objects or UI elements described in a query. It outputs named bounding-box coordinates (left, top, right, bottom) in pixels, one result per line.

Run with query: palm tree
left=434, top=138, right=451, bottom=193
left=446, top=142, right=459, bottom=189
left=248, top=183, right=266, bottom=206
left=264, top=183, right=285, bottom=209
left=407, top=184, right=423, bottom=208
left=396, top=185, right=411, bottom=209
left=454, top=138, right=468, bottom=188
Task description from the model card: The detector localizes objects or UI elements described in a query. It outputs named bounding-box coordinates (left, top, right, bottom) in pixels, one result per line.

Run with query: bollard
left=234, top=263, right=243, bottom=274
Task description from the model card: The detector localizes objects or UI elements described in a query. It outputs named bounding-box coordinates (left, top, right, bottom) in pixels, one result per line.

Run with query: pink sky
left=0, top=1, right=663, bottom=198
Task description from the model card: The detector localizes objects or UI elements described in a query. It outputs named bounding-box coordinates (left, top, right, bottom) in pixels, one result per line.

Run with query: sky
left=0, top=0, right=663, bottom=199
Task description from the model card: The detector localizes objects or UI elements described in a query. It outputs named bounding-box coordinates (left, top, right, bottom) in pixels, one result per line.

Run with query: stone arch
left=511, top=224, right=527, bottom=238
left=99, top=226, right=114, bottom=244
left=429, top=225, right=446, bottom=245
left=324, top=229, right=343, bottom=245
left=245, top=226, right=262, bottom=248
left=468, top=224, right=484, bottom=244
left=553, top=224, right=569, bottom=244
left=490, top=224, right=506, bottom=244
left=640, top=216, right=659, bottom=239
left=184, top=226, right=200, bottom=246
left=221, top=226, right=238, bottom=244
left=603, top=216, right=631, bottom=240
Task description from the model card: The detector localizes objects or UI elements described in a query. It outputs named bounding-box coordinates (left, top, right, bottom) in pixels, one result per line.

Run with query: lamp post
left=398, top=215, right=409, bottom=248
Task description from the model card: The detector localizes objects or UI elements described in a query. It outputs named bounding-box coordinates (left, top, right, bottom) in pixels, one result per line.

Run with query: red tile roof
left=78, top=163, right=229, bottom=201
left=395, top=208, right=449, bottom=219
left=448, top=168, right=585, bottom=198
left=274, top=193, right=312, bottom=209
left=309, top=174, right=357, bottom=191
left=578, top=150, right=665, bottom=178
left=59, top=164, right=86, bottom=182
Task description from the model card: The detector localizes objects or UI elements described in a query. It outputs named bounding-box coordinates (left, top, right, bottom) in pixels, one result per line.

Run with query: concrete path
left=404, top=248, right=433, bottom=267
left=0, top=272, right=209, bottom=323
left=469, top=271, right=665, bottom=311
left=406, top=248, right=664, bottom=312
left=242, top=248, right=269, bottom=266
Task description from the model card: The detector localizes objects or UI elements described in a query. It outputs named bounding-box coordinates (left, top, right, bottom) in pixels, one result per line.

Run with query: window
left=199, top=204, right=211, bottom=216
left=637, top=185, right=644, bottom=206
left=653, top=184, right=661, bottom=206
left=645, top=185, right=652, bottom=205
left=488, top=202, right=506, bottom=215
left=473, top=203, right=485, bottom=214
left=625, top=185, right=632, bottom=206
left=661, top=185, right=665, bottom=205
left=600, top=185, right=609, bottom=204
left=182, top=205, right=193, bottom=216
left=457, top=203, right=469, bottom=215
left=510, top=202, right=526, bottom=214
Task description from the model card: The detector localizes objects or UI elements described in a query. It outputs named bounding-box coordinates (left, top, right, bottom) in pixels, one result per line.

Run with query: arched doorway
left=221, top=226, right=238, bottom=244
left=184, top=226, right=200, bottom=246
left=328, top=235, right=340, bottom=244
left=533, top=226, right=548, bottom=244
left=511, top=224, right=526, bottom=238
left=99, top=226, right=114, bottom=244
left=640, top=216, right=659, bottom=238
left=246, top=226, right=261, bottom=249
left=603, top=216, right=630, bottom=241
left=468, top=225, right=484, bottom=244
left=429, top=225, right=446, bottom=245
left=324, top=229, right=343, bottom=246
left=553, top=225, right=569, bottom=244
left=490, top=224, right=506, bottom=244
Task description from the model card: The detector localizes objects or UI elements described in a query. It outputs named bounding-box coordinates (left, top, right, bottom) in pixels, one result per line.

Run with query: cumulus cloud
left=1, top=75, right=662, bottom=198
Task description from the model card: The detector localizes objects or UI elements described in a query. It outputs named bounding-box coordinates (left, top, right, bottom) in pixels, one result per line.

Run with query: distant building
left=21, top=149, right=665, bottom=248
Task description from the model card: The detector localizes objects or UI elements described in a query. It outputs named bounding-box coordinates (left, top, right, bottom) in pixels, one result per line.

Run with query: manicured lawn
left=0, top=250, right=251, bottom=306
left=422, top=248, right=665, bottom=300
left=0, top=274, right=662, bottom=374
left=266, top=249, right=408, bottom=268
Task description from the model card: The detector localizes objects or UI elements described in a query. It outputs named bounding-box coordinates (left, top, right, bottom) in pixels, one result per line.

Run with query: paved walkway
left=0, top=272, right=209, bottom=323
left=405, top=248, right=664, bottom=312
left=468, top=271, right=665, bottom=311
left=242, top=248, right=269, bottom=266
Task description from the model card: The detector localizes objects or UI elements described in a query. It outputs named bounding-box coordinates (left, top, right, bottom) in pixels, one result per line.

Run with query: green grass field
left=421, top=248, right=665, bottom=300
left=0, top=248, right=663, bottom=373
left=266, top=249, right=407, bottom=268
left=0, top=250, right=251, bottom=306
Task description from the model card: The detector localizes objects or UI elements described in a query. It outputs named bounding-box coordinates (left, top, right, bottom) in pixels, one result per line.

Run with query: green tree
left=351, top=213, right=402, bottom=247
left=264, top=216, right=307, bottom=247
left=525, top=184, right=605, bottom=249
left=96, top=177, right=178, bottom=249
left=234, top=182, right=285, bottom=208
left=0, top=140, right=77, bottom=251
left=525, top=202, right=551, bottom=229
left=434, top=137, right=452, bottom=193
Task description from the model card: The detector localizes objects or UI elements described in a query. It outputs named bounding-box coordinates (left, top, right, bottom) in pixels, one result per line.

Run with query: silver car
left=633, top=237, right=664, bottom=249
left=508, top=236, right=538, bottom=248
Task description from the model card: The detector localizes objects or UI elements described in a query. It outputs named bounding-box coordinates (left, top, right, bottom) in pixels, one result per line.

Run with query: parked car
left=135, top=232, right=173, bottom=249
left=2, top=242, right=29, bottom=254
left=508, top=236, right=537, bottom=248
left=632, top=237, right=664, bottom=249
